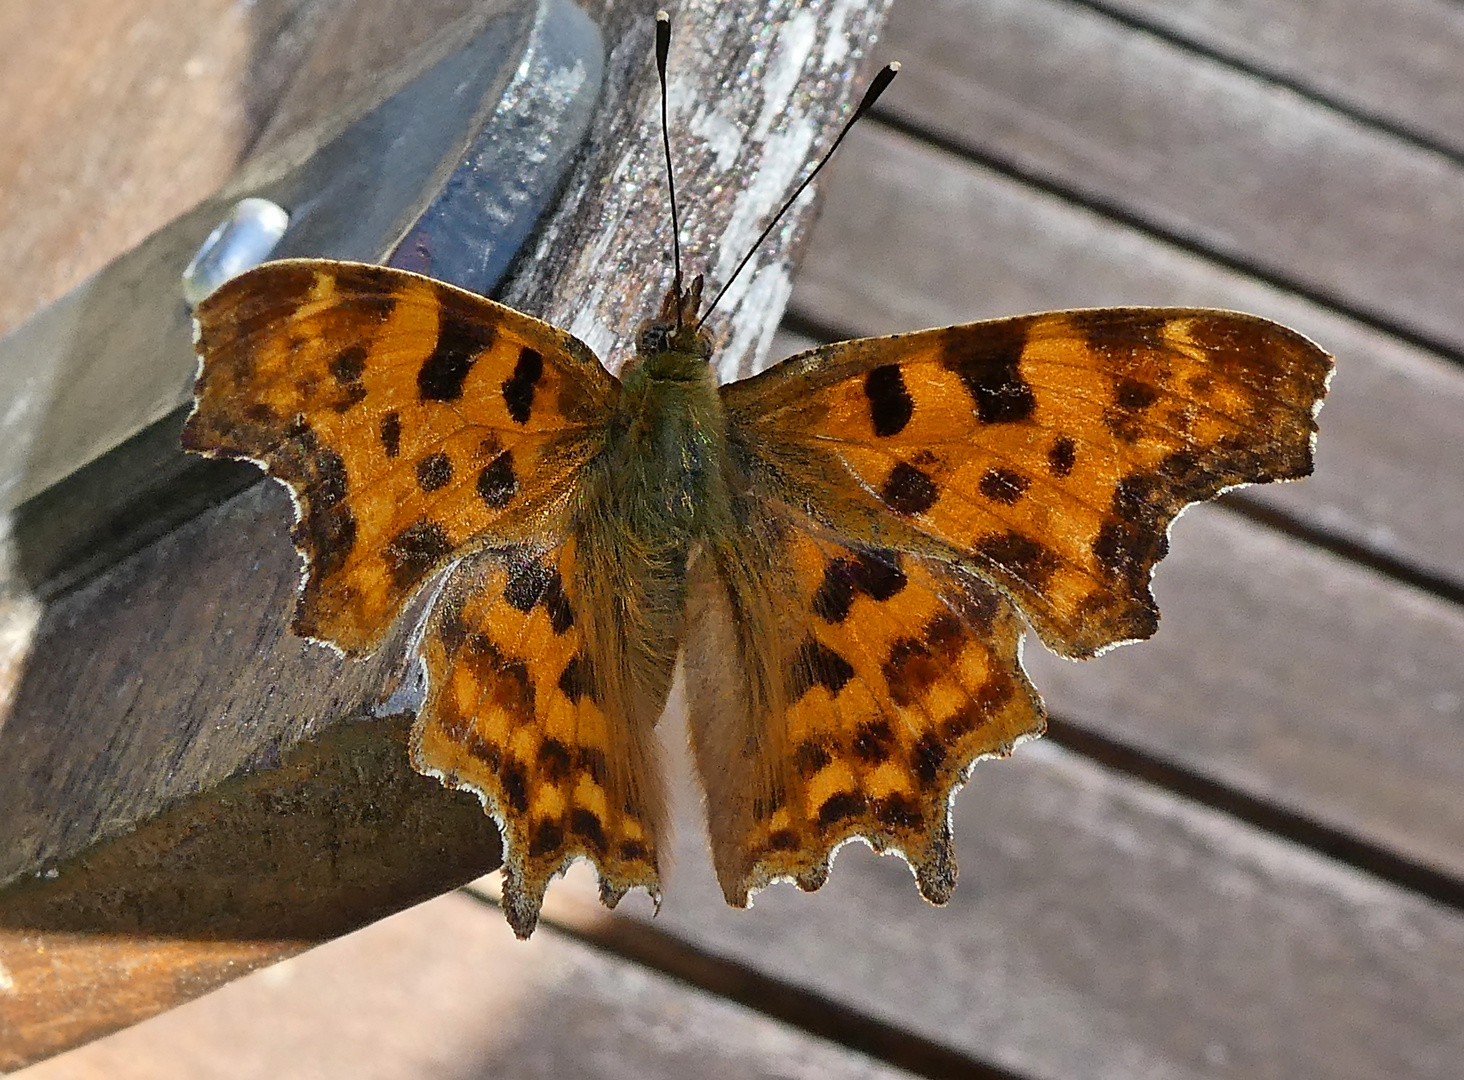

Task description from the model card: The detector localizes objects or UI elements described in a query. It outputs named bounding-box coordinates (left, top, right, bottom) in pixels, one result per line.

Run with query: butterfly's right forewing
left=185, top=259, right=619, bottom=655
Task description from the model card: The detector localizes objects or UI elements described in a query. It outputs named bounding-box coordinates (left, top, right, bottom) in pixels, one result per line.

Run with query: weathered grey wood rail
left=4, top=0, right=1464, bottom=1078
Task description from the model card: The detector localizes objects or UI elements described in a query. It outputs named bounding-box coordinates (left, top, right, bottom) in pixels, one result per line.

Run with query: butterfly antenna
left=655, top=11, right=685, bottom=329
left=696, top=61, right=899, bottom=332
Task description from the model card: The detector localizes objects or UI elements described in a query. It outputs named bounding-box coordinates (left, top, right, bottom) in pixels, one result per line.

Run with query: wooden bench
left=4, top=0, right=1463, bottom=1076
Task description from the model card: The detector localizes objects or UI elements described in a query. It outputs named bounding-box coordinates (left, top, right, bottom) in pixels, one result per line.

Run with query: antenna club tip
left=886, top=61, right=901, bottom=73
left=656, top=9, right=670, bottom=22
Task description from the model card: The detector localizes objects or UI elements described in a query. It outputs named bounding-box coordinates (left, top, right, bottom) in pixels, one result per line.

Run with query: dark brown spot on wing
left=812, top=549, right=906, bottom=623
left=502, top=558, right=574, bottom=633
left=541, top=571, right=574, bottom=634
left=767, top=829, right=801, bottom=852
left=502, top=347, right=543, bottom=424
left=419, top=312, right=495, bottom=401
left=274, top=420, right=356, bottom=577
left=505, top=557, right=554, bottom=613
left=976, top=531, right=1060, bottom=589
left=577, top=747, right=609, bottom=785
left=416, top=452, right=453, bottom=492
left=795, top=740, right=832, bottom=777
left=873, top=794, right=922, bottom=830
left=864, top=364, right=914, bottom=436
left=883, top=612, right=967, bottom=708
left=529, top=820, right=565, bottom=858
left=537, top=739, right=573, bottom=783
left=881, top=462, right=939, bottom=515
left=383, top=519, right=453, bottom=590
left=380, top=412, right=402, bottom=458
left=570, top=808, right=608, bottom=854
left=973, top=673, right=1015, bottom=715
left=912, top=732, right=946, bottom=788
left=1104, top=377, right=1162, bottom=442
left=501, top=759, right=530, bottom=812
left=1047, top=436, right=1076, bottom=477
left=489, top=656, right=536, bottom=719
left=1116, top=378, right=1160, bottom=410
left=332, top=265, right=403, bottom=320
left=790, top=638, right=855, bottom=699
left=883, top=637, right=939, bottom=708
left=1067, top=310, right=1171, bottom=368
left=853, top=720, right=896, bottom=763
left=329, top=344, right=367, bottom=383
left=465, top=734, right=501, bottom=767
left=1094, top=450, right=1215, bottom=589
left=477, top=451, right=517, bottom=508
left=941, top=322, right=1036, bottom=423
left=978, top=467, right=1029, bottom=505
left=817, top=791, right=865, bottom=828
left=558, top=652, right=598, bottom=704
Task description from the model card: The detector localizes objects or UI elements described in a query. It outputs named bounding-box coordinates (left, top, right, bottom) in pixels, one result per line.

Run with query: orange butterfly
left=183, top=18, right=1332, bottom=937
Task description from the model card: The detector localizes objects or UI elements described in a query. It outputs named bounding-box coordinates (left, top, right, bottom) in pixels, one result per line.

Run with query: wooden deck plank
left=1096, top=0, right=1464, bottom=155
left=796, top=123, right=1464, bottom=590
left=0, top=0, right=326, bottom=341
left=16, top=892, right=917, bottom=1080
left=592, top=734, right=1464, bottom=1080
left=877, top=0, right=1464, bottom=354
left=1026, top=506, right=1464, bottom=880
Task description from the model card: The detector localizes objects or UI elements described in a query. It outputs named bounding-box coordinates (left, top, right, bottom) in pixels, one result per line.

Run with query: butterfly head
left=635, top=273, right=712, bottom=365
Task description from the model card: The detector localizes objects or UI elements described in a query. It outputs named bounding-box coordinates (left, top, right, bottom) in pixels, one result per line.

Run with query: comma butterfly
left=183, top=14, right=1332, bottom=937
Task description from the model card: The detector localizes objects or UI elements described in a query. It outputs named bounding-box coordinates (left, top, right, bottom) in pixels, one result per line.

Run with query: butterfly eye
left=638, top=325, right=672, bottom=355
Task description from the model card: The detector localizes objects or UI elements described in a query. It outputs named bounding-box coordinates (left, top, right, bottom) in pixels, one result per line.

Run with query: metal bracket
left=1, top=0, right=602, bottom=595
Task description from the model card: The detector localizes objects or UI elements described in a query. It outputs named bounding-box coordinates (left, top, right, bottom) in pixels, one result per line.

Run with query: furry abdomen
left=572, top=353, right=733, bottom=740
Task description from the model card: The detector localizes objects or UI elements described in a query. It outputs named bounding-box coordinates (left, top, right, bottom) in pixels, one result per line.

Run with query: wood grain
left=878, top=0, right=1464, bottom=355
left=0, top=0, right=322, bottom=340
left=1097, top=0, right=1464, bottom=155
left=15, top=892, right=917, bottom=1080
left=605, top=732, right=1464, bottom=1080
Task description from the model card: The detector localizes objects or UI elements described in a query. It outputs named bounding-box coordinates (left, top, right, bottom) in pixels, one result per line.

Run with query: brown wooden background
left=4, top=0, right=1464, bottom=1077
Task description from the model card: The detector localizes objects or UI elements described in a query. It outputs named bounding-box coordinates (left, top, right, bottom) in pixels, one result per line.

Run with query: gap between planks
left=458, top=879, right=1031, bottom=1080
left=860, top=108, right=1464, bottom=369
left=1065, top=0, right=1464, bottom=168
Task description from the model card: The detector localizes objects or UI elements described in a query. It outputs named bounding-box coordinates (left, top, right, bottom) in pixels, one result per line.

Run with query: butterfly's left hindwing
left=684, top=508, right=1044, bottom=906
left=184, top=259, right=619, bottom=654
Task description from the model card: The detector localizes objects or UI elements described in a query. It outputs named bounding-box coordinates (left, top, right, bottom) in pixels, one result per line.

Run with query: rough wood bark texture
left=0, top=0, right=892, bottom=1068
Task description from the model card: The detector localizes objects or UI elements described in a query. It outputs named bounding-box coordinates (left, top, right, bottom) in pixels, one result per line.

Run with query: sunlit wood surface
left=4, top=0, right=1464, bottom=1077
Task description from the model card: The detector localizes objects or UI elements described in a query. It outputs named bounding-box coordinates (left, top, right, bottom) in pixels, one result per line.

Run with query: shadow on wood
left=0, top=714, right=502, bottom=1072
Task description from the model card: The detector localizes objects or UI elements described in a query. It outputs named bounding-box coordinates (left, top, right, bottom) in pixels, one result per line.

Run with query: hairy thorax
left=612, top=344, right=729, bottom=547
